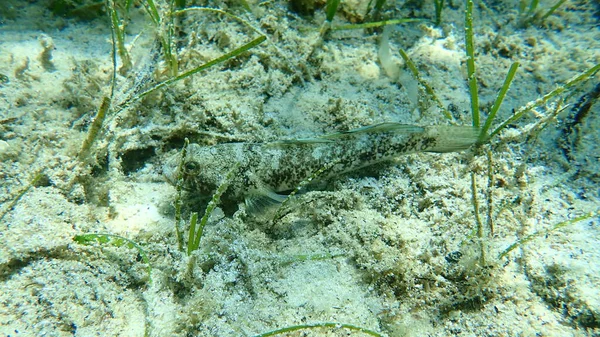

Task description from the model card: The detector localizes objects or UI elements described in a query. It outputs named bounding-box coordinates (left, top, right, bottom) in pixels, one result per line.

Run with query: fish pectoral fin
left=244, top=186, right=288, bottom=214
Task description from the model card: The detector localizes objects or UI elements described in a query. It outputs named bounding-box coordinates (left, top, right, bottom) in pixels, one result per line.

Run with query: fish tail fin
left=423, top=125, right=480, bottom=153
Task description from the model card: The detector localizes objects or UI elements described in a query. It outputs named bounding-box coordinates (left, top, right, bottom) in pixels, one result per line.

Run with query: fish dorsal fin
left=322, top=123, right=425, bottom=140
left=270, top=123, right=424, bottom=145
left=275, top=138, right=334, bottom=145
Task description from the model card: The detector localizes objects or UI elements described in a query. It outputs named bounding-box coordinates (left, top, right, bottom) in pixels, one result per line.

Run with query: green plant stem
left=73, top=233, right=152, bottom=280
left=186, top=212, right=198, bottom=254
left=161, top=32, right=178, bottom=77
left=527, top=0, right=539, bottom=17
left=325, top=0, right=341, bottom=22
left=156, top=36, right=266, bottom=92
left=539, top=0, right=567, bottom=21
left=434, top=0, right=445, bottom=26
left=489, top=62, right=600, bottom=139
left=0, top=171, right=44, bottom=222
left=106, top=0, right=118, bottom=99
left=519, top=0, right=567, bottom=28
left=143, top=0, right=161, bottom=25
left=279, top=252, right=345, bottom=266
left=273, top=160, right=339, bottom=222
left=499, top=211, right=599, bottom=259
left=465, top=0, right=479, bottom=128
left=479, top=62, right=519, bottom=143
left=319, top=0, right=341, bottom=36
left=331, top=18, right=424, bottom=30
left=253, top=322, right=386, bottom=337
left=107, top=0, right=132, bottom=74
left=176, top=7, right=265, bottom=37
left=470, top=171, right=485, bottom=266
left=187, top=162, right=240, bottom=255
left=486, top=149, right=494, bottom=236
left=78, top=96, right=110, bottom=163
left=122, top=35, right=266, bottom=110
left=398, top=49, right=454, bottom=121
left=367, top=0, right=387, bottom=18
left=174, top=139, right=190, bottom=252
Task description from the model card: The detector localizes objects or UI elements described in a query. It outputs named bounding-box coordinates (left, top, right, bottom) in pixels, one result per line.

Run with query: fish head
left=163, top=143, right=223, bottom=196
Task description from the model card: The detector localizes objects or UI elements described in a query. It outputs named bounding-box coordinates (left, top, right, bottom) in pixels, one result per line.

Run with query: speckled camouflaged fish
left=164, top=123, right=478, bottom=210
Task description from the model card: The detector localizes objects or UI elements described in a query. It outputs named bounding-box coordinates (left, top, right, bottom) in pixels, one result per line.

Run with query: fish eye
left=184, top=161, right=200, bottom=172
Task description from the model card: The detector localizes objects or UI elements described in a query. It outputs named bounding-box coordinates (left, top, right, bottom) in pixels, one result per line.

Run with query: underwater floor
left=1, top=0, right=599, bottom=336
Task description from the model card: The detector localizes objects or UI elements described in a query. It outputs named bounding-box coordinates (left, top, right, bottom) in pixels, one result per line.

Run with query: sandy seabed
left=0, top=0, right=599, bottom=336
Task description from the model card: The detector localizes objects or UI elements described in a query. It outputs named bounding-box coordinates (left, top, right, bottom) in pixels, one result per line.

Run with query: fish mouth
left=162, top=154, right=181, bottom=186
